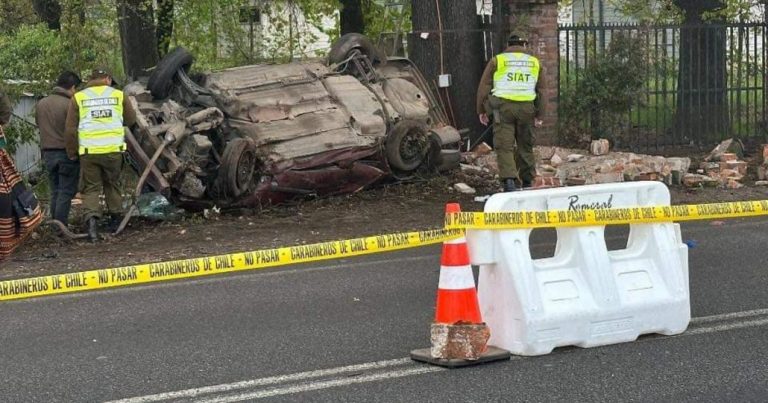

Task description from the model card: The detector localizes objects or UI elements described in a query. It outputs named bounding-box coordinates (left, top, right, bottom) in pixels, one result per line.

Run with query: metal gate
left=559, top=22, right=767, bottom=150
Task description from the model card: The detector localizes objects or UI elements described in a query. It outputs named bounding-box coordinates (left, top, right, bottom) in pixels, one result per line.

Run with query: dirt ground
left=3, top=172, right=768, bottom=281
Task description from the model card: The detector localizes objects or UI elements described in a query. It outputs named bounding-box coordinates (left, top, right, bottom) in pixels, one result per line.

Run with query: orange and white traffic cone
left=434, top=203, right=482, bottom=325
left=411, top=203, right=510, bottom=368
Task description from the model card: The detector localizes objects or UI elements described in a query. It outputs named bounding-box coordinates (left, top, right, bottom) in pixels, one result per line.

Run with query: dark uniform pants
left=488, top=96, right=536, bottom=184
left=42, top=150, right=80, bottom=224
left=80, top=152, right=124, bottom=220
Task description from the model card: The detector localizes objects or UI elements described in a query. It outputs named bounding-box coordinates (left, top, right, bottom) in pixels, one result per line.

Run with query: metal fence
left=559, top=22, right=767, bottom=151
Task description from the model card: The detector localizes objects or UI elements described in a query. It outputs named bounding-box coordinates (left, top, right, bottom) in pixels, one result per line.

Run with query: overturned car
left=124, top=34, right=462, bottom=209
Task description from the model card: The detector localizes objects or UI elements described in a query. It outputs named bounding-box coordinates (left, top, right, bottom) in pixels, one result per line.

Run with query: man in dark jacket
left=35, top=71, right=82, bottom=225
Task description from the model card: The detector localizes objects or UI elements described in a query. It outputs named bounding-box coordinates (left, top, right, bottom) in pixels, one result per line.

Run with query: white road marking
left=690, top=308, right=768, bottom=325
left=194, top=367, right=446, bottom=402
left=105, top=358, right=413, bottom=403
left=109, top=307, right=768, bottom=403
left=686, top=317, right=768, bottom=336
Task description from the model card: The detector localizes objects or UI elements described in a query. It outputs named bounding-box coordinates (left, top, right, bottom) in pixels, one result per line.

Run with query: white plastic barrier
left=467, top=182, right=690, bottom=356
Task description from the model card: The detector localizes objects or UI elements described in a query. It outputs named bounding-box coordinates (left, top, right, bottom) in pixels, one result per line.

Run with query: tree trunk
left=32, top=0, right=62, bottom=30
left=410, top=0, right=484, bottom=139
left=156, top=0, right=174, bottom=57
left=340, top=0, right=365, bottom=35
left=673, top=0, right=728, bottom=144
left=118, top=0, right=160, bottom=80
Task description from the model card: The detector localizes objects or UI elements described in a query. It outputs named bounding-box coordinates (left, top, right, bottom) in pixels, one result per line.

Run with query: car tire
left=328, top=33, right=386, bottom=66
left=148, top=47, right=194, bottom=100
left=217, top=138, right=258, bottom=198
left=385, top=120, right=429, bottom=172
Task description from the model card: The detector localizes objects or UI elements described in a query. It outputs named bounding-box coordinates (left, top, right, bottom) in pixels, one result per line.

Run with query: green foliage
left=0, top=0, right=409, bottom=82
left=559, top=32, right=648, bottom=146
left=3, top=116, right=38, bottom=155
left=258, top=0, right=340, bottom=62
left=607, top=0, right=765, bottom=23
left=0, top=0, right=39, bottom=33
left=58, top=0, right=124, bottom=80
left=170, top=0, right=256, bottom=70
left=0, top=24, right=69, bottom=84
left=363, top=0, right=411, bottom=44
left=171, top=0, right=342, bottom=69
left=0, top=1, right=123, bottom=85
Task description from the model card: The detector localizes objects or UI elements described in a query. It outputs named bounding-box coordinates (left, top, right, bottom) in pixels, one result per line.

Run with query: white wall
left=570, top=0, right=639, bottom=24
left=10, top=96, right=41, bottom=178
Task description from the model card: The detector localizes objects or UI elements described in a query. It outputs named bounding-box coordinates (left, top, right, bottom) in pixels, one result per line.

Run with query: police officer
left=65, top=68, right=136, bottom=241
left=476, top=34, right=544, bottom=192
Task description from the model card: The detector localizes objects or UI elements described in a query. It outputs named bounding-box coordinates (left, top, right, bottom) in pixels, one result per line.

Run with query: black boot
left=87, top=217, right=99, bottom=242
left=108, top=214, right=122, bottom=234
left=502, top=178, right=518, bottom=192
left=522, top=179, right=532, bottom=189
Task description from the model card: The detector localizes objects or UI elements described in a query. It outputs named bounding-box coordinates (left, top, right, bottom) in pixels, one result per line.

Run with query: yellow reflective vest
left=492, top=52, right=541, bottom=102
left=74, top=85, right=125, bottom=155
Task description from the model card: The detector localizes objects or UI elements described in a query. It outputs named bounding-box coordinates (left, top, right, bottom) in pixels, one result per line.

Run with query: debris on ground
left=691, top=139, right=752, bottom=189
left=759, top=144, right=768, bottom=181
left=590, top=139, right=610, bottom=156
left=430, top=322, right=490, bottom=360
left=472, top=142, right=493, bottom=156
left=453, top=183, right=476, bottom=194
left=136, top=193, right=183, bottom=220
left=461, top=139, right=767, bottom=190
left=706, top=138, right=745, bottom=162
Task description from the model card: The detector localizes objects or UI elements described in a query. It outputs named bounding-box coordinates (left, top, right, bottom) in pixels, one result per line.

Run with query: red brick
left=720, top=153, right=738, bottom=162
left=636, top=172, right=659, bottom=181
left=725, top=160, right=748, bottom=176
left=719, top=168, right=740, bottom=178
left=533, top=176, right=562, bottom=188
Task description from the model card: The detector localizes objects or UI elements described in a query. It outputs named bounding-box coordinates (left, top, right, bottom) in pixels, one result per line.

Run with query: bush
left=559, top=32, right=648, bottom=147
left=0, top=24, right=69, bottom=84
left=2, top=118, right=37, bottom=155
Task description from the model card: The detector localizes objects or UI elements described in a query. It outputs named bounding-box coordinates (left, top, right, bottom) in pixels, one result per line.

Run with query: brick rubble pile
left=460, top=138, right=765, bottom=190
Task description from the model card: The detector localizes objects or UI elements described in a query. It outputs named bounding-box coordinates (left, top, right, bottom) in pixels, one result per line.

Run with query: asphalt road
left=1, top=218, right=767, bottom=402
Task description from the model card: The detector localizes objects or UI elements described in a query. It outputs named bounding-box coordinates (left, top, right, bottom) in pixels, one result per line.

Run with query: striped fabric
left=0, top=126, right=43, bottom=262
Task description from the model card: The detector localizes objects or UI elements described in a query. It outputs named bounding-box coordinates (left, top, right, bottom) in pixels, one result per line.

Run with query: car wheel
left=327, top=33, right=386, bottom=66
left=217, top=138, right=258, bottom=198
left=148, top=47, right=194, bottom=100
left=385, top=120, right=429, bottom=172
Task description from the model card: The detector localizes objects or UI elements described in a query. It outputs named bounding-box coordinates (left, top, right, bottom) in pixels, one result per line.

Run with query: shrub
left=559, top=32, right=648, bottom=147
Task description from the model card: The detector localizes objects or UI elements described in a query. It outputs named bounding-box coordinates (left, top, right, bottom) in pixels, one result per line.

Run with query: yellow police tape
left=445, top=200, right=768, bottom=230
left=4, top=200, right=768, bottom=302
left=0, top=229, right=463, bottom=302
